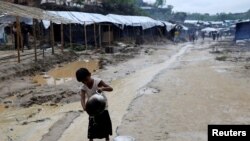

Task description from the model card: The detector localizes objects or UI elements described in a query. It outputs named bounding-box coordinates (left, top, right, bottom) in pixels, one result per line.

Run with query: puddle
left=0, top=104, right=6, bottom=113
left=33, top=59, right=99, bottom=86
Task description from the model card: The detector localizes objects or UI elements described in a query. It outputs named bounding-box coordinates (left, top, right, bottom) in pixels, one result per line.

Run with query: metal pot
left=85, top=91, right=106, bottom=116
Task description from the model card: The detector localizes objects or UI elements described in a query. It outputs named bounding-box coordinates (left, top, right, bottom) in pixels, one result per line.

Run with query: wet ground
left=0, top=38, right=249, bottom=141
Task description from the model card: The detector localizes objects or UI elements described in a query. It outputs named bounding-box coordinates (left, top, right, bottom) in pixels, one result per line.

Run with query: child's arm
left=80, top=90, right=86, bottom=111
left=98, top=80, right=113, bottom=92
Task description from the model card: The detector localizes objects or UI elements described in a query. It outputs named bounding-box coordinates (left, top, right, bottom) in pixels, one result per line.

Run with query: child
left=76, top=68, right=113, bottom=141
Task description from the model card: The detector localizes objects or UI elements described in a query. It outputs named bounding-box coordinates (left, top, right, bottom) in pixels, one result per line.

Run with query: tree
left=154, top=0, right=166, bottom=8
left=172, top=12, right=187, bottom=22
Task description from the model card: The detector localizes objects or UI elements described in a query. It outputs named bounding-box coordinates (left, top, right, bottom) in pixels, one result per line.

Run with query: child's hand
left=97, top=88, right=103, bottom=93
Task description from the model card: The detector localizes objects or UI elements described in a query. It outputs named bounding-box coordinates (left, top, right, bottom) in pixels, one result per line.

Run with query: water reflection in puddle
left=0, top=105, right=5, bottom=113
left=33, top=59, right=99, bottom=86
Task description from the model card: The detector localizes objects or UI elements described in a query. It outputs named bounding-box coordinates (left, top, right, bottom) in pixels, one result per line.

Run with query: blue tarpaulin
left=235, top=21, right=250, bottom=40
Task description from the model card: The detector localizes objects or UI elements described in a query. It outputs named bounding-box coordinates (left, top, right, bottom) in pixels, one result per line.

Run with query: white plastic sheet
left=201, top=27, right=218, bottom=32
left=161, top=21, right=175, bottom=31
left=107, top=14, right=164, bottom=30
left=43, top=11, right=165, bottom=30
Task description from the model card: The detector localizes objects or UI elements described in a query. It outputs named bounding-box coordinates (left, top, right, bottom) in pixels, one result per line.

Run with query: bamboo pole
left=84, top=22, right=88, bottom=50
left=50, top=21, right=55, bottom=55
left=20, top=23, right=24, bottom=52
left=99, top=24, right=102, bottom=48
left=94, top=23, right=97, bottom=49
left=61, top=23, right=64, bottom=52
left=69, top=23, right=72, bottom=48
left=33, top=19, right=37, bottom=61
left=109, top=25, right=111, bottom=46
left=16, top=16, right=21, bottom=63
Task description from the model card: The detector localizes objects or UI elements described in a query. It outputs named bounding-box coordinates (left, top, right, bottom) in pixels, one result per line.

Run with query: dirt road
left=117, top=40, right=250, bottom=141
left=0, top=39, right=250, bottom=141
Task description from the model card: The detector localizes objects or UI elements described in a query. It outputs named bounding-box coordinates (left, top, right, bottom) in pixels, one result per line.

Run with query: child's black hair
left=76, top=68, right=91, bottom=82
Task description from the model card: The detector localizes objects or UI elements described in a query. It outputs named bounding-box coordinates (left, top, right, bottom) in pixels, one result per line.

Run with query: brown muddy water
left=33, top=59, right=99, bottom=86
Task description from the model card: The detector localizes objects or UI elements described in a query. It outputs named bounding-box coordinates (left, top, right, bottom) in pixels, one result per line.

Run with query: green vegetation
left=187, top=10, right=250, bottom=21
left=102, top=0, right=145, bottom=15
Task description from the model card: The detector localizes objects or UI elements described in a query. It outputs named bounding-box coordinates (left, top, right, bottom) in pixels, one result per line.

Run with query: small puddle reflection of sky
left=33, top=59, right=99, bottom=86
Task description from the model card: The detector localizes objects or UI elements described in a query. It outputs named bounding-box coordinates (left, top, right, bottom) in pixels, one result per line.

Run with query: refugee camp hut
left=107, top=14, right=165, bottom=43
left=0, top=15, right=33, bottom=46
left=161, top=21, right=175, bottom=39
left=235, top=21, right=250, bottom=41
left=45, top=11, right=121, bottom=48
left=201, top=27, right=218, bottom=37
left=210, top=21, right=224, bottom=28
left=184, top=20, right=198, bottom=28
left=179, top=25, right=189, bottom=41
left=0, top=1, right=73, bottom=62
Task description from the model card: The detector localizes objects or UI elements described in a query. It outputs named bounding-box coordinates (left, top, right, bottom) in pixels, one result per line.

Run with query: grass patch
left=216, top=55, right=228, bottom=61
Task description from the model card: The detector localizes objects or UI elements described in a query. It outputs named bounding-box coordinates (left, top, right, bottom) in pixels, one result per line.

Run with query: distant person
left=212, top=31, right=216, bottom=41
left=12, top=22, right=19, bottom=50
left=216, top=32, right=220, bottom=41
left=195, top=31, right=199, bottom=40
left=174, top=30, right=179, bottom=43
left=21, top=22, right=30, bottom=49
left=201, top=32, right=205, bottom=40
left=76, top=68, right=113, bottom=141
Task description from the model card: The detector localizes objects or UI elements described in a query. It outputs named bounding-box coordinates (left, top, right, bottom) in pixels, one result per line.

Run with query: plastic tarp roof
left=47, top=11, right=120, bottom=24
left=180, top=25, right=188, bottom=31
left=43, top=11, right=121, bottom=29
left=201, top=27, right=218, bottom=32
left=0, top=15, right=33, bottom=25
left=43, top=11, right=164, bottom=30
left=161, top=21, right=175, bottom=31
left=235, top=21, right=250, bottom=40
left=107, top=14, right=164, bottom=30
left=184, top=20, right=198, bottom=24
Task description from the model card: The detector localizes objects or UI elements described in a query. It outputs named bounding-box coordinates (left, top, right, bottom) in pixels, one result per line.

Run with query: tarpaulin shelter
left=42, top=11, right=166, bottom=45
left=42, top=11, right=122, bottom=46
left=235, top=21, right=250, bottom=41
left=201, top=27, right=218, bottom=32
left=107, top=14, right=165, bottom=40
left=0, top=1, right=74, bottom=63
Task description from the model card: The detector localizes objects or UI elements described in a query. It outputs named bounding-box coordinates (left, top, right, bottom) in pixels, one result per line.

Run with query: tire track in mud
left=40, top=111, right=81, bottom=141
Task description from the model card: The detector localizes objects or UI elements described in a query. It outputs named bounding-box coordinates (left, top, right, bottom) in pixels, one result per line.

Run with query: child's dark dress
left=88, top=110, right=112, bottom=139
left=81, top=78, right=112, bottom=139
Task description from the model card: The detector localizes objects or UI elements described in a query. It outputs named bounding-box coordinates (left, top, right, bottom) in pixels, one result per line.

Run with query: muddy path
left=1, top=38, right=248, bottom=141
left=0, top=42, right=182, bottom=141
left=117, top=39, right=250, bottom=141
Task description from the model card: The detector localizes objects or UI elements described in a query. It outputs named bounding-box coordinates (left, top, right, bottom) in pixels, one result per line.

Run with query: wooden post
left=84, top=22, right=88, bottom=50
left=16, top=16, right=21, bottom=63
left=33, top=19, right=37, bottom=61
left=99, top=24, right=102, bottom=48
left=61, top=23, right=64, bottom=52
left=109, top=25, right=111, bottom=46
left=94, top=23, right=97, bottom=48
left=20, top=23, right=23, bottom=52
left=50, top=21, right=55, bottom=55
left=69, top=23, right=72, bottom=48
